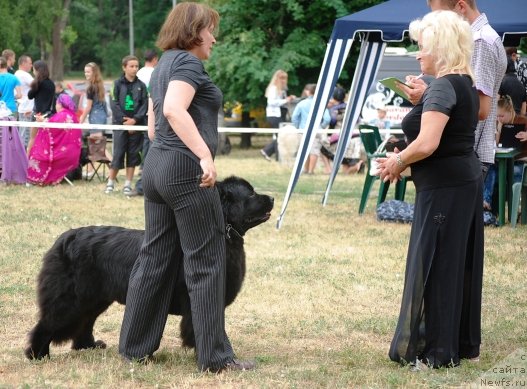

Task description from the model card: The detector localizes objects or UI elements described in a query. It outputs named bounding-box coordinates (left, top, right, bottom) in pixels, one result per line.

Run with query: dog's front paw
left=94, top=340, right=107, bottom=349
left=24, top=345, right=49, bottom=360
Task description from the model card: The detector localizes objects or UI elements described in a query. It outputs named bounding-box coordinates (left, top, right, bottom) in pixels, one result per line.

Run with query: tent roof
left=332, top=0, right=527, bottom=43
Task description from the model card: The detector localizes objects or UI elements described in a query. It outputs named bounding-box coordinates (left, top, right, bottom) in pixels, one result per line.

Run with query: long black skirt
left=389, top=178, right=484, bottom=368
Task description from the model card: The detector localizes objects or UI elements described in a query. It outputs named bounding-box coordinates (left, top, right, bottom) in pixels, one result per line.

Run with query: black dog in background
left=25, top=176, right=274, bottom=360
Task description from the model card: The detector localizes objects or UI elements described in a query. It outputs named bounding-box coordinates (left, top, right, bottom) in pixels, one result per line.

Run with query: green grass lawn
left=0, top=135, right=525, bottom=388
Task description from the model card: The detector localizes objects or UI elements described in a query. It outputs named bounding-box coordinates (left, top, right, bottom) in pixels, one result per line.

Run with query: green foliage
left=0, top=0, right=22, bottom=52
left=67, top=0, right=171, bottom=76
left=207, top=0, right=385, bottom=109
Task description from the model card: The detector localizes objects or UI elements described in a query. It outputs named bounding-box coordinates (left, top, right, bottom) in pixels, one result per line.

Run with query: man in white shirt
left=136, top=49, right=158, bottom=90
left=15, top=55, right=34, bottom=147
left=131, top=49, right=158, bottom=197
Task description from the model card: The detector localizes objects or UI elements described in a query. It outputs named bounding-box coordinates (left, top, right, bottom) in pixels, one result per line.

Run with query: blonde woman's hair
left=85, top=62, right=105, bottom=102
left=498, top=95, right=516, bottom=122
left=409, top=10, right=474, bottom=80
left=156, top=2, right=219, bottom=51
left=265, top=69, right=288, bottom=98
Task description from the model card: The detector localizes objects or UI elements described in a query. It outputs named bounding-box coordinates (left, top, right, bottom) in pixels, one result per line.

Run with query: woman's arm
left=163, top=80, right=216, bottom=187
left=28, top=83, right=38, bottom=100
left=147, top=97, right=155, bottom=141
left=378, top=110, right=448, bottom=182
left=79, top=98, right=93, bottom=123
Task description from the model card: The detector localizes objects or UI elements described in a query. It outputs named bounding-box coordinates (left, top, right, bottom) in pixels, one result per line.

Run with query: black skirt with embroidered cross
left=388, top=178, right=484, bottom=368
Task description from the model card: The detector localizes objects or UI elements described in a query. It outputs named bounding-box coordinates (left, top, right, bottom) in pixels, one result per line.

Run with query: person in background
left=320, top=86, right=364, bottom=174
left=79, top=62, right=108, bottom=139
left=119, top=2, right=254, bottom=372
left=499, top=57, right=526, bottom=116
left=136, top=49, right=158, bottom=89
left=402, top=0, right=507, bottom=182
left=260, top=69, right=295, bottom=161
left=54, top=81, right=68, bottom=99
left=27, top=93, right=82, bottom=185
left=506, top=47, right=527, bottom=96
left=27, top=60, right=55, bottom=154
left=130, top=49, right=159, bottom=197
left=328, top=86, right=347, bottom=130
left=379, top=10, right=484, bottom=369
left=106, top=55, right=147, bottom=196
left=369, top=106, right=391, bottom=133
left=0, top=56, right=22, bottom=115
left=291, top=83, right=330, bottom=174
left=15, top=55, right=34, bottom=147
left=1, top=49, right=16, bottom=74
left=0, top=55, right=25, bottom=184
left=483, top=95, right=527, bottom=210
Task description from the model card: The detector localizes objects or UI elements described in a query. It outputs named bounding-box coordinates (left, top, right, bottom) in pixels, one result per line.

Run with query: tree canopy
left=207, top=0, right=384, bottom=108
left=2, top=0, right=525, bottom=111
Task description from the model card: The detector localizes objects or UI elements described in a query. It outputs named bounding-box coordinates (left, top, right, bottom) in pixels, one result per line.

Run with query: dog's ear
left=216, top=182, right=233, bottom=204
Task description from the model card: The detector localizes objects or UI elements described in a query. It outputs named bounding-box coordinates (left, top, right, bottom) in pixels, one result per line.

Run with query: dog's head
left=217, top=176, right=274, bottom=236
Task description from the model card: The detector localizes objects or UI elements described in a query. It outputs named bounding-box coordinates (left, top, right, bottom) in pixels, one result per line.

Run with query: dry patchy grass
left=0, top=136, right=525, bottom=388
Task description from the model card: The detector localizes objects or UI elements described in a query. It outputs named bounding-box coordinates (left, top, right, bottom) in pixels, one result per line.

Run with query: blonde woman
left=378, top=10, right=484, bottom=369
left=260, top=69, right=295, bottom=160
left=79, top=62, right=108, bottom=138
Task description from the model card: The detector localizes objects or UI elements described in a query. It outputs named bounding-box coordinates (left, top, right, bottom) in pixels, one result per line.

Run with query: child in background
left=106, top=55, right=148, bottom=195
left=369, top=106, right=391, bottom=135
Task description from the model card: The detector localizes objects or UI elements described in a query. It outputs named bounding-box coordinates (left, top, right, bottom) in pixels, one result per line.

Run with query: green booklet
left=379, top=77, right=413, bottom=101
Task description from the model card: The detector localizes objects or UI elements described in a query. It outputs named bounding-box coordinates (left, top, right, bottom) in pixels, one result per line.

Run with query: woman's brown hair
left=85, top=62, right=105, bottom=102
left=156, top=2, right=219, bottom=51
left=31, top=60, right=50, bottom=89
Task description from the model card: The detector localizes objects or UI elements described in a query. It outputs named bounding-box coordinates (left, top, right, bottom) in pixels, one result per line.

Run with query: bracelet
left=396, top=153, right=405, bottom=168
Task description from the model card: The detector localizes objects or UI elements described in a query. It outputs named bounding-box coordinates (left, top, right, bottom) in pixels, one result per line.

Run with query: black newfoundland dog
left=25, top=176, right=274, bottom=360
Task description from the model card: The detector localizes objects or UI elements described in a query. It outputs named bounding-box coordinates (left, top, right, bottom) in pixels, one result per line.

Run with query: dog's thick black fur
left=25, top=176, right=274, bottom=360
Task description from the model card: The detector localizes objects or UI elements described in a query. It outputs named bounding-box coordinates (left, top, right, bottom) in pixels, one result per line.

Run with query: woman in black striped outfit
left=118, top=2, right=255, bottom=372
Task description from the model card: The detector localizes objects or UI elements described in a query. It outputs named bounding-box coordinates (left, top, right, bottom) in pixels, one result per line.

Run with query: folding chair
left=358, top=124, right=409, bottom=214
left=85, top=137, right=111, bottom=182
left=511, top=163, right=527, bottom=228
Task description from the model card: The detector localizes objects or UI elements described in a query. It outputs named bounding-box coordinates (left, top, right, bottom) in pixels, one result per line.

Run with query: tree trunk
left=50, top=0, right=72, bottom=81
left=240, top=110, right=253, bottom=149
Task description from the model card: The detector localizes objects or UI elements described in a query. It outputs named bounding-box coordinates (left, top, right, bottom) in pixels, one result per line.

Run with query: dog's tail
left=34, top=229, right=81, bottom=340
left=26, top=229, right=82, bottom=359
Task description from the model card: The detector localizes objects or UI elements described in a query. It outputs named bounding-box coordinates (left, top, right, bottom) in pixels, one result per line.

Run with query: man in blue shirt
left=0, top=56, right=22, bottom=115
left=292, top=83, right=330, bottom=174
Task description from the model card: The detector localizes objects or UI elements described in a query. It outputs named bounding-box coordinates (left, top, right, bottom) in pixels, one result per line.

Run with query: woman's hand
left=34, top=113, right=46, bottom=122
left=199, top=155, right=217, bottom=188
left=515, top=131, right=527, bottom=142
left=400, top=76, right=428, bottom=105
left=377, top=152, right=405, bottom=183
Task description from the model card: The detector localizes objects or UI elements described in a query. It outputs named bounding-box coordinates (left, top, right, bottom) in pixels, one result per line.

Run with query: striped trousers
left=119, top=146, right=234, bottom=371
